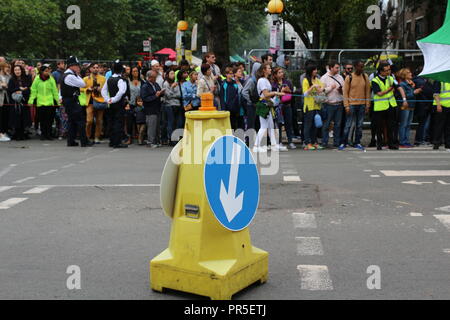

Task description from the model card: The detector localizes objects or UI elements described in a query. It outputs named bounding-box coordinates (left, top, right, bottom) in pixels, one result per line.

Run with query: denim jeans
left=342, top=105, right=365, bottom=145
left=278, top=104, right=294, bottom=144
left=398, top=108, right=414, bottom=145
left=321, top=104, right=343, bottom=147
left=162, top=105, right=175, bottom=142
left=304, top=110, right=318, bottom=144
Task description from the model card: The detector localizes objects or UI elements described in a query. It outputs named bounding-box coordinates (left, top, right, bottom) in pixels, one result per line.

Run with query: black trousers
left=109, top=103, right=125, bottom=147
left=63, top=98, right=88, bottom=146
left=373, top=106, right=399, bottom=148
left=38, top=106, right=55, bottom=138
left=432, top=107, right=450, bottom=148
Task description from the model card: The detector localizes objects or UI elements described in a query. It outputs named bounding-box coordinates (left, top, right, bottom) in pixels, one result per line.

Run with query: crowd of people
left=0, top=52, right=449, bottom=152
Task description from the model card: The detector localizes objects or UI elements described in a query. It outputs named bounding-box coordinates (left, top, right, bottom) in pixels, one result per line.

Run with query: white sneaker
left=446, top=148, right=450, bottom=153
left=288, top=143, right=297, bottom=149
left=0, top=134, right=10, bottom=142
left=272, top=144, right=288, bottom=152
left=253, top=146, right=267, bottom=153
left=95, top=138, right=101, bottom=144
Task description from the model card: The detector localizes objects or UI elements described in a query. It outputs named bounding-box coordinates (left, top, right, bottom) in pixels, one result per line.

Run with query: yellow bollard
left=150, top=94, right=268, bottom=300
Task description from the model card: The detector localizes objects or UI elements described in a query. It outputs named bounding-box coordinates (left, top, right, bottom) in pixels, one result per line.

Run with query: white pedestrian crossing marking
left=0, top=198, right=28, bottom=210
left=296, top=237, right=324, bottom=256
left=381, top=170, right=450, bottom=177
left=409, top=212, right=423, bottom=217
left=434, top=215, right=450, bottom=231
left=435, top=206, right=450, bottom=213
left=23, top=187, right=52, bottom=194
left=296, top=265, right=333, bottom=291
left=292, top=212, right=317, bottom=229
left=0, top=186, right=14, bottom=193
left=284, top=176, right=301, bottom=182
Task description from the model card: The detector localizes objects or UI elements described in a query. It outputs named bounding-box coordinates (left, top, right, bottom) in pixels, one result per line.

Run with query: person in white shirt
left=101, top=60, right=128, bottom=148
left=320, top=61, right=345, bottom=148
left=60, top=56, right=93, bottom=147
left=253, top=62, right=287, bottom=153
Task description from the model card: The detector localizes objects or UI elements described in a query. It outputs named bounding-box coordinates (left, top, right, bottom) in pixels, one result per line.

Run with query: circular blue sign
left=204, top=136, right=260, bottom=231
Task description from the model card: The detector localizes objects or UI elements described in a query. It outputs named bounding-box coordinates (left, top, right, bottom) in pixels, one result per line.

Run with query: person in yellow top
left=28, top=64, right=60, bottom=140
left=81, top=63, right=107, bottom=143
left=302, top=64, right=324, bottom=150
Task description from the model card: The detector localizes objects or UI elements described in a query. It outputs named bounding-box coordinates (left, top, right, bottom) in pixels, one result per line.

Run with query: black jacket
left=140, top=80, right=162, bottom=115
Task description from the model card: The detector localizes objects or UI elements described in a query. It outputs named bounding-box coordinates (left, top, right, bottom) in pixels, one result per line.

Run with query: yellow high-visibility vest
left=372, top=75, right=397, bottom=112
left=433, top=82, right=450, bottom=108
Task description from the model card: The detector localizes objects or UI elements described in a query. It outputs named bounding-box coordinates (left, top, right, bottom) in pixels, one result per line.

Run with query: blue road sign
left=204, top=136, right=260, bottom=231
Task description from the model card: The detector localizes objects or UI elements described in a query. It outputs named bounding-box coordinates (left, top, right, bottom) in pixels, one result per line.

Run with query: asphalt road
left=0, top=137, right=449, bottom=300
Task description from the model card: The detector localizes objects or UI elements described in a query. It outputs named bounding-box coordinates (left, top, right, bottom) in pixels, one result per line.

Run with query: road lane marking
left=381, top=170, right=450, bottom=177
left=409, top=212, right=423, bottom=217
left=296, top=265, right=333, bottom=291
left=370, top=175, right=380, bottom=178
left=434, top=215, right=450, bottom=231
left=23, top=186, right=52, bottom=194
left=292, top=212, right=317, bottom=229
left=438, top=180, right=450, bottom=185
left=435, top=206, right=450, bottom=213
left=0, top=186, right=14, bottom=193
left=284, top=176, right=301, bottom=182
left=14, top=177, right=35, bottom=184
left=39, top=169, right=58, bottom=176
left=296, top=237, right=324, bottom=256
left=0, top=198, right=28, bottom=209
left=10, top=184, right=161, bottom=188
left=443, top=249, right=450, bottom=254
left=62, top=164, right=75, bottom=169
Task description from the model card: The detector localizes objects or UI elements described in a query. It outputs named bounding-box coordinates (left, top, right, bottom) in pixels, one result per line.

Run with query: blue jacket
left=399, top=81, right=416, bottom=109
left=182, top=81, right=200, bottom=108
left=220, top=80, right=239, bottom=114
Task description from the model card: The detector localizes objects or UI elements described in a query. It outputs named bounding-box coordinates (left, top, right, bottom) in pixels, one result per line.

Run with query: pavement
left=0, top=135, right=449, bottom=300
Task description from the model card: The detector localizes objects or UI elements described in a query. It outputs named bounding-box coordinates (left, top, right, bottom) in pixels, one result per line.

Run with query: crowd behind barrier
left=0, top=52, right=449, bottom=151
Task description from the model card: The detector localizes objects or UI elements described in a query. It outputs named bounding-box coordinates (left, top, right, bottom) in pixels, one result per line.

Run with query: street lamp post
left=267, top=0, right=284, bottom=54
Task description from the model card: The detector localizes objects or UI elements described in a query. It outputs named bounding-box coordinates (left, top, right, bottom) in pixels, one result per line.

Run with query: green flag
left=417, top=0, right=450, bottom=82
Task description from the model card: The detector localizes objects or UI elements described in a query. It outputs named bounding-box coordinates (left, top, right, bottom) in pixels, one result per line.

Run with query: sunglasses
left=346, top=68, right=353, bottom=71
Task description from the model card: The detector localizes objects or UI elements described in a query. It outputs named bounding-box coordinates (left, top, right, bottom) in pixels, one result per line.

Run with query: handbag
left=313, top=92, right=327, bottom=104
left=255, top=100, right=270, bottom=118
left=314, top=112, right=323, bottom=128
left=93, top=100, right=108, bottom=110
left=281, top=94, right=292, bottom=103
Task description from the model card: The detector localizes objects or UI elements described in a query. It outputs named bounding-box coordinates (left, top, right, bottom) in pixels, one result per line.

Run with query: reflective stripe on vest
left=433, top=82, right=450, bottom=107
left=372, top=76, right=397, bottom=111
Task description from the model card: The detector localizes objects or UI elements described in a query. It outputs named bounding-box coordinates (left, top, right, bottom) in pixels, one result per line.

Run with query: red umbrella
left=154, top=48, right=177, bottom=60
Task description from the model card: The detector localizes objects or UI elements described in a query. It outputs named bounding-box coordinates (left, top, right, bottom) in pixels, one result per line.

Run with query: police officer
left=432, top=81, right=450, bottom=151
left=101, top=60, right=128, bottom=148
left=61, top=56, right=93, bottom=147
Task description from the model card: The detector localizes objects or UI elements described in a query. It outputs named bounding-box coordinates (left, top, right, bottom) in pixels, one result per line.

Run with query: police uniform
left=101, top=60, right=128, bottom=148
left=432, top=81, right=450, bottom=149
left=61, top=56, right=92, bottom=147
